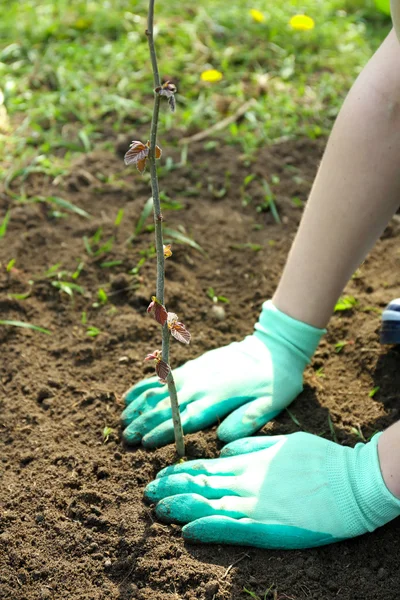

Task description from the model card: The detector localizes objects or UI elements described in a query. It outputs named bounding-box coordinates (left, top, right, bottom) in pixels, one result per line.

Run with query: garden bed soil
left=1, top=136, right=400, bottom=600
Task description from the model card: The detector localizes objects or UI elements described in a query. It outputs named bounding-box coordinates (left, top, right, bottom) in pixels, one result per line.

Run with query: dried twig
left=179, top=99, right=256, bottom=145
left=220, top=553, right=250, bottom=580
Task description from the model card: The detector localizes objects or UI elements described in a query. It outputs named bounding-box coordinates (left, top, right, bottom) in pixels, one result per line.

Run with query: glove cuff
left=254, top=300, right=325, bottom=365
left=329, top=433, right=400, bottom=536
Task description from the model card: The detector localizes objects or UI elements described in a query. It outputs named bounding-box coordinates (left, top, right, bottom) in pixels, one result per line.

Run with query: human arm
left=273, top=28, right=400, bottom=328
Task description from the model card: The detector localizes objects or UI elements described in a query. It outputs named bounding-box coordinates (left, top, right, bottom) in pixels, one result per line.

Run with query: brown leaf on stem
left=144, top=350, right=171, bottom=383
left=167, top=312, right=191, bottom=344
left=147, top=296, right=168, bottom=326
left=137, top=158, right=147, bottom=174
left=124, top=141, right=149, bottom=167
left=124, top=140, right=162, bottom=173
left=155, top=359, right=171, bottom=383
left=145, top=349, right=162, bottom=362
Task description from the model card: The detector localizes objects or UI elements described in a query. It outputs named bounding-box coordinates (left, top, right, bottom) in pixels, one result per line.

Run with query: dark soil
left=1, top=136, right=400, bottom=600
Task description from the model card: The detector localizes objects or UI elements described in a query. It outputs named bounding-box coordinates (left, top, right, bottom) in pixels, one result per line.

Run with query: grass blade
left=163, top=227, right=205, bottom=254
left=134, top=196, right=154, bottom=237
left=327, top=413, right=338, bottom=443
left=0, top=210, right=11, bottom=238
left=285, top=408, right=301, bottom=428
left=0, top=320, right=51, bottom=335
left=114, top=208, right=124, bottom=227
left=46, top=196, right=91, bottom=219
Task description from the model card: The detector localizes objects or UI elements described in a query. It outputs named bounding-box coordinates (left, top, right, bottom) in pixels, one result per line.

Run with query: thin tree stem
left=146, top=0, right=184, bottom=457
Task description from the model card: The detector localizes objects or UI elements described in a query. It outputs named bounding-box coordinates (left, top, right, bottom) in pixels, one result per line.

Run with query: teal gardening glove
left=145, top=432, right=400, bottom=549
left=121, top=301, right=324, bottom=447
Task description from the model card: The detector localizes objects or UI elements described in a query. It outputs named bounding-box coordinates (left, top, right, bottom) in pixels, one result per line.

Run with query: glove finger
left=144, top=473, right=240, bottom=503
left=220, top=436, right=286, bottom=457
left=120, top=388, right=170, bottom=428
left=122, top=403, right=177, bottom=445
left=156, top=453, right=246, bottom=479
left=155, top=493, right=250, bottom=523
left=217, top=397, right=282, bottom=443
left=123, top=376, right=164, bottom=405
left=182, top=517, right=335, bottom=549
left=142, top=393, right=248, bottom=449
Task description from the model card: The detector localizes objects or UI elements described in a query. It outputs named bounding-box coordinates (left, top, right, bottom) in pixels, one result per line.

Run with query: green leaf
left=94, top=237, right=114, bottom=257
left=72, top=261, right=84, bottom=280
left=97, top=288, right=108, bottom=304
left=52, top=281, right=85, bottom=296
left=206, top=287, right=216, bottom=300
left=334, top=296, right=358, bottom=312
left=81, top=311, right=87, bottom=325
left=8, top=290, right=31, bottom=300
left=285, top=408, right=301, bottom=427
left=87, top=326, right=100, bottom=337
left=92, top=227, right=103, bottom=244
left=230, top=243, right=262, bottom=252
left=114, top=208, right=124, bottom=227
left=327, top=413, right=338, bottom=443
left=0, top=210, right=11, bottom=238
left=100, top=260, right=123, bottom=268
left=43, top=263, right=63, bottom=278
left=83, top=236, right=93, bottom=256
left=103, top=426, right=114, bottom=443
left=163, top=227, right=205, bottom=254
left=78, top=129, right=92, bottom=152
left=133, top=196, right=154, bottom=238
left=0, top=320, right=51, bottom=335
left=369, top=386, right=380, bottom=398
left=45, top=196, right=91, bottom=219
left=334, top=340, right=348, bottom=353
left=260, top=180, right=281, bottom=224
left=243, top=173, right=256, bottom=187
left=6, top=258, right=16, bottom=272
left=161, top=199, right=185, bottom=211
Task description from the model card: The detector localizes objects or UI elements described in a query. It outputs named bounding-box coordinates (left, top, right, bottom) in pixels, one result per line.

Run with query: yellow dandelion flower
left=250, top=9, right=266, bottom=23
left=289, top=14, right=315, bottom=31
left=200, top=69, right=223, bottom=83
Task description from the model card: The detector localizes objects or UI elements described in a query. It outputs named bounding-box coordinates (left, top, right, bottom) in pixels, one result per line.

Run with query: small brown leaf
left=171, top=323, right=191, bottom=344
left=136, top=158, right=148, bottom=173
left=124, top=141, right=149, bottom=166
left=156, top=359, right=171, bottom=382
left=147, top=296, right=168, bottom=326
left=144, top=349, right=162, bottom=362
left=167, top=312, right=191, bottom=344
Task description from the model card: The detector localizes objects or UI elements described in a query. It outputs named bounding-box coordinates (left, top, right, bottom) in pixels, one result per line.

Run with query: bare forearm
left=379, top=421, right=400, bottom=498
left=273, top=29, right=400, bottom=328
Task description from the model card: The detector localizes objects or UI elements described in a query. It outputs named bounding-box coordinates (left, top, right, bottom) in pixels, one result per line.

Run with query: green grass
left=0, top=0, right=391, bottom=179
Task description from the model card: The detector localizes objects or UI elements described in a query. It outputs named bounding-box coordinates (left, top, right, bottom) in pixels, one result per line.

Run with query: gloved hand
left=121, top=301, right=323, bottom=447
left=144, top=432, right=400, bottom=549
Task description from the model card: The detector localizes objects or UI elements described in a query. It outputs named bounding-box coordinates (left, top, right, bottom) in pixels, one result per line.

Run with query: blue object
left=145, top=432, right=400, bottom=549
left=380, top=298, right=400, bottom=344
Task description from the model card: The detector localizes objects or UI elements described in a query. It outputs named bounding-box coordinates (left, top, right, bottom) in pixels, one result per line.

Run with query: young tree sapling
left=123, top=0, right=190, bottom=457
